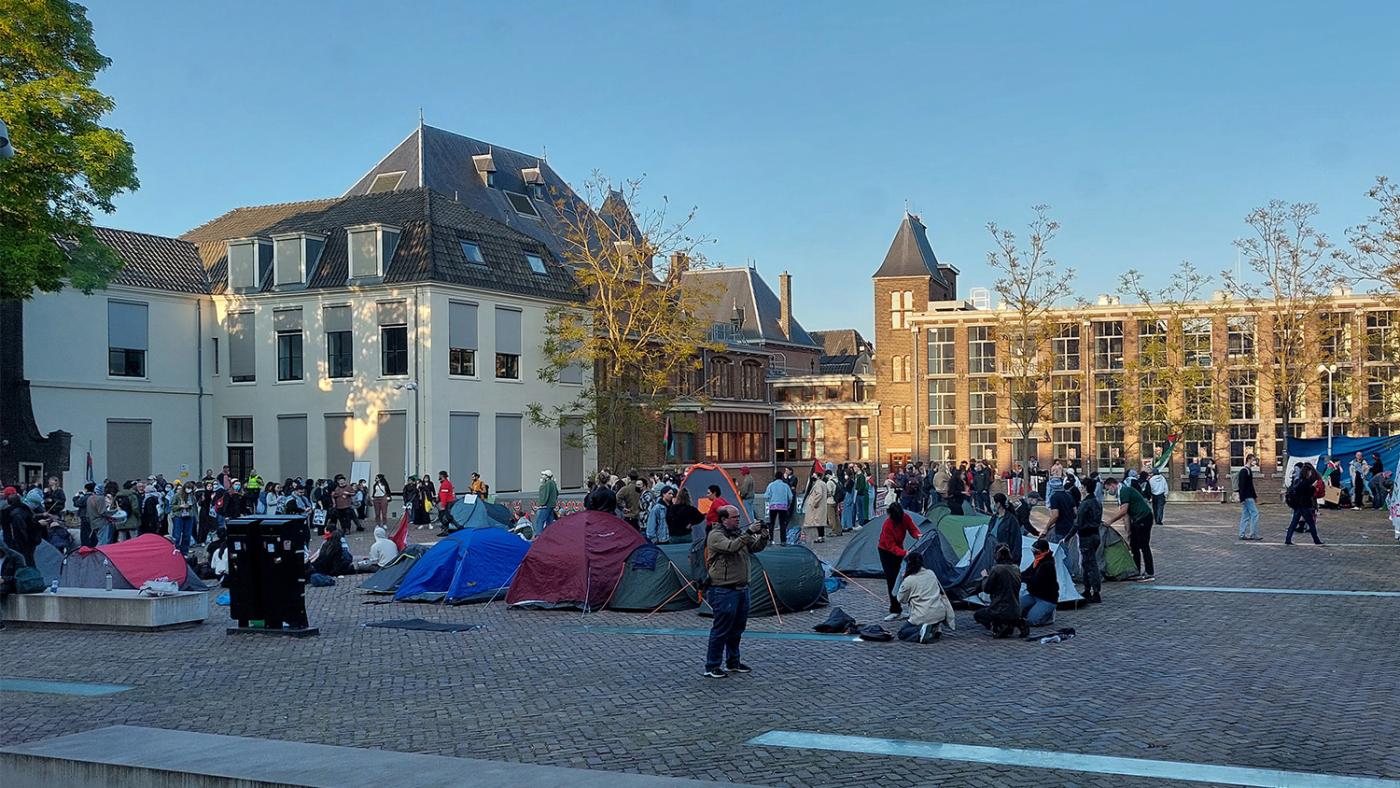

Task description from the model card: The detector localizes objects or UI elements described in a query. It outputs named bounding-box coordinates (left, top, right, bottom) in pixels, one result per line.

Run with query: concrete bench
left=1, top=588, right=209, bottom=631
left=0, top=725, right=755, bottom=788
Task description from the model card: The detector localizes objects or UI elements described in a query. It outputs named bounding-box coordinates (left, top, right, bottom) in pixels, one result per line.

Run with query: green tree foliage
left=0, top=0, right=138, bottom=299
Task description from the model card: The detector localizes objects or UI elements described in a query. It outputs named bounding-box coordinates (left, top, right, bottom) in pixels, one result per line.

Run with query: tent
left=507, top=510, right=646, bottom=610
left=59, top=534, right=205, bottom=591
left=1287, top=434, right=1400, bottom=492
left=1020, top=535, right=1083, bottom=606
left=606, top=543, right=698, bottom=612
left=680, top=463, right=753, bottom=527
left=447, top=497, right=507, bottom=531
left=359, top=544, right=430, bottom=595
left=1098, top=526, right=1139, bottom=581
left=692, top=543, right=828, bottom=618
left=832, top=510, right=936, bottom=577
left=904, top=518, right=995, bottom=602
left=394, top=527, right=530, bottom=604
left=933, top=513, right=989, bottom=558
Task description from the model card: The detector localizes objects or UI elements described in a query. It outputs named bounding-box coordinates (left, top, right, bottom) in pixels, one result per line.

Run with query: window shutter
left=323, top=305, right=352, bottom=333
left=228, top=312, right=255, bottom=379
left=495, top=308, right=521, bottom=355
left=378, top=301, right=407, bottom=326
left=108, top=301, right=148, bottom=350
left=449, top=302, right=478, bottom=350
left=273, top=308, right=302, bottom=332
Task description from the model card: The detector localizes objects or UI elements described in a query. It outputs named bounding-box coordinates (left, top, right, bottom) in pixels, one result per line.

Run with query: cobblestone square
left=3, top=503, right=1398, bottom=787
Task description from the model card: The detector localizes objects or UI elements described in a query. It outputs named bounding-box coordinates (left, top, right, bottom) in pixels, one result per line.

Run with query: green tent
left=697, top=544, right=827, bottom=618
left=607, top=543, right=698, bottom=612
left=934, top=513, right=987, bottom=557
left=1098, top=525, right=1139, bottom=581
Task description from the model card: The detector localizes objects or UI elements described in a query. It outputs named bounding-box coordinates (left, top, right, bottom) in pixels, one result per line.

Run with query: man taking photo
left=703, top=505, right=767, bottom=679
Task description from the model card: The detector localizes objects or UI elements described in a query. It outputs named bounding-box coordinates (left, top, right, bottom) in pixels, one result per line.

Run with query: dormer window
left=367, top=171, right=406, bottom=194
left=461, top=241, right=485, bottom=265
left=505, top=191, right=539, bottom=218
left=226, top=238, right=272, bottom=292
left=473, top=153, right=496, bottom=187
left=347, top=224, right=400, bottom=280
left=522, top=166, right=546, bottom=201
left=526, top=254, right=547, bottom=275
left=271, top=232, right=325, bottom=287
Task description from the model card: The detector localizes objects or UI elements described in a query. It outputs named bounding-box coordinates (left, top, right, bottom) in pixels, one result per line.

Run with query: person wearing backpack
left=1285, top=463, right=1324, bottom=545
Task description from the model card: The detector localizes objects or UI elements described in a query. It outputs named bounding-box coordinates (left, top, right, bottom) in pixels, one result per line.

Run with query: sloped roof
left=819, top=354, right=861, bottom=375
left=181, top=188, right=582, bottom=302
left=810, top=328, right=871, bottom=357
left=682, top=267, right=820, bottom=350
left=873, top=212, right=949, bottom=285
left=82, top=227, right=211, bottom=294
left=345, top=124, right=626, bottom=262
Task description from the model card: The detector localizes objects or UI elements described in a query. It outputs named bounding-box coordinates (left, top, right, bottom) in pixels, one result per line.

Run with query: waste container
left=226, top=515, right=314, bottom=634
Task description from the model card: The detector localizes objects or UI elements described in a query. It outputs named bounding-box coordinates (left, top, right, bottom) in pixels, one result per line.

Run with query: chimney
left=669, top=251, right=689, bottom=279
left=779, top=271, right=792, bottom=340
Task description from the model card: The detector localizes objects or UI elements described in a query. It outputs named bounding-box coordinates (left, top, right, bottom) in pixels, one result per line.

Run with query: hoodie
left=369, top=526, right=398, bottom=567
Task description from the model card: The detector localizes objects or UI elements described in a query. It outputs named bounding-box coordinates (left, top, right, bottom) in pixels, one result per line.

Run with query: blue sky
left=88, top=0, right=1400, bottom=332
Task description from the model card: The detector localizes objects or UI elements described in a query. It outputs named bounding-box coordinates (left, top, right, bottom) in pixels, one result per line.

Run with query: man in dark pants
left=1104, top=477, right=1155, bottom=581
left=1076, top=477, right=1104, bottom=603
left=703, top=505, right=767, bottom=679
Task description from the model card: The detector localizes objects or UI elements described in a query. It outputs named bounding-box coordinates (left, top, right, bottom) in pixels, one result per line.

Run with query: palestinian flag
left=662, top=417, right=675, bottom=457
left=390, top=510, right=409, bottom=551
left=1152, top=433, right=1180, bottom=471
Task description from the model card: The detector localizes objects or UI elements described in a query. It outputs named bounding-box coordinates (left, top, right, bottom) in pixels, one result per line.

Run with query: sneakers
left=1139, top=575, right=1156, bottom=581
left=882, top=613, right=902, bottom=622
left=703, top=668, right=728, bottom=679
left=726, top=662, right=753, bottom=674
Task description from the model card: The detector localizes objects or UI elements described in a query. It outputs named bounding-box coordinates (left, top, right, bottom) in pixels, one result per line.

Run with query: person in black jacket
left=666, top=487, right=706, bottom=542
left=1020, top=538, right=1059, bottom=626
left=1, top=494, right=46, bottom=567
left=1076, top=477, right=1104, bottom=603
left=946, top=469, right=966, bottom=515
left=974, top=543, right=1028, bottom=638
left=1237, top=454, right=1260, bottom=540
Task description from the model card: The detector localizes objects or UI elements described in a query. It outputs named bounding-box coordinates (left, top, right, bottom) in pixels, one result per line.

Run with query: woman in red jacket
left=878, top=502, right=922, bottom=622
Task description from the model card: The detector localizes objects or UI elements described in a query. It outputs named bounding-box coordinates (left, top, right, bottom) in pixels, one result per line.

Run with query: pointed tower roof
left=873, top=212, right=948, bottom=285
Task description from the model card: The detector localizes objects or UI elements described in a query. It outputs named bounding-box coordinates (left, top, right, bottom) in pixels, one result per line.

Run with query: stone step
left=0, top=725, right=756, bottom=788
left=1, top=588, right=209, bottom=631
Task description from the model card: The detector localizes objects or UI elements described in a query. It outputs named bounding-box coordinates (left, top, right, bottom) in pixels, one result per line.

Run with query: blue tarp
left=393, top=527, right=530, bottom=604
left=1287, top=435, right=1400, bottom=490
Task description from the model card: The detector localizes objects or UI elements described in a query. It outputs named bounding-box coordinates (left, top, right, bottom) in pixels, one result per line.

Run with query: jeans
left=1238, top=499, right=1259, bottom=539
left=171, top=515, right=195, bottom=554
left=1079, top=530, right=1102, bottom=596
left=705, top=586, right=750, bottom=670
left=768, top=508, right=790, bottom=544
left=1370, top=479, right=1387, bottom=510
left=878, top=548, right=904, bottom=614
left=96, top=522, right=115, bottom=546
left=534, top=506, right=556, bottom=534
left=1129, top=515, right=1154, bottom=576
left=1020, top=592, right=1056, bottom=626
left=1286, top=507, right=1321, bottom=544
left=974, top=490, right=991, bottom=513
left=1152, top=494, right=1166, bottom=524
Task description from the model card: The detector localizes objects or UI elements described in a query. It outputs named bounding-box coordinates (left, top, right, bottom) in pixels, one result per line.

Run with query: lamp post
left=394, top=381, right=418, bottom=483
left=1317, top=364, right=1337, bottom=460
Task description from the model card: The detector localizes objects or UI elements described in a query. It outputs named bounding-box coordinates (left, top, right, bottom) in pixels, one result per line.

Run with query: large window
left=1185, top=380, right=1213, bottom=421
left=968, top=377, right=997, bottom=424
left=449, top=301, right=477, bottom=377
left=226, top=417, right=254, bottom=481
left=739, top=360, right=764, bottom=400
left=323, top=306, right=353, bottom=379
left=927, top=327, right=954, bottom=375
left=1093, top=321, right=1123, bottom=370
left=1227, top=316, right=1255, bottom=361
left=1053, top=324, right=1080, bottom=371
left=1183, top=318, right=1212, bottom=367
left=1183, top=424, right=1214, bottom=463
left=1094, top=375, right=1118, bottom=419
left=890, top=290, right=913, bottom=329
left=1138, top=318, right=1167, bottom=361
left=107, top=300, right=148, bottom=378
left=1274, top=422, right=1304, bottom=471
left=968, top=325, right=996, bottom=373
left=1229, top=424, right=1258, bottom=469
left=1095, top=426, right=1124, bottom=470
left=710, top=357, right=734, bottom=398
left=349, top=225, right=399, bottom=279
left=277, top=332, right=303, bottom=382
left=381, top=325, right=408, bottom=376
left=892, top=405, right=911, bottom=434
left=1368, top=367, right=1398, bottom=421
left=927, top=379, right=955, bottom=426
left=775, top=418, right=823, bottom=462
left=1140, top=372, right=1166, bottom=421
left=1052, top=426, right=1083, bottom=463
left=928, top=429, right=956, bottom=462
left=969, top=427, right=997, bottom=462
left=1320, top=312, right=1351, bottom=362
left=1053, top=376, right=1081, bottom=423
left=846, top=418, right=870, bottom=461
left=1367, top=311, right=1394, bottom=362
left=1141, top=424, right=1169, bottom=465
left=1321, top=371, right=1351, bottom=420
left=1228, top=371, right=1256, bottom=420
left=890, top=354, right=911, bottom=383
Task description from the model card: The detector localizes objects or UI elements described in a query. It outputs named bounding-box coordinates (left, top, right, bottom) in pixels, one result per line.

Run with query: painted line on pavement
left=574, top=625, right=860, bottom=642
left=1246, top=542, right=1399, bottom=548
left=1147, top=585, right=1400, bottom=598
left=747, top=731, right=1400, bottom=787
left=0, top=678, right=134, bottom=697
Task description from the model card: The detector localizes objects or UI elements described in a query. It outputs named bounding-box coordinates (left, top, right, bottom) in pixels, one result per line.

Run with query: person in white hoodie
left=367, top=526, right=398, bottom=568
left=896, top=552, right=955, bottom=643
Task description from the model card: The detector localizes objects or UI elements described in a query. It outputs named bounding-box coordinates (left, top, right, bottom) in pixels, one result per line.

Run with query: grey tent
left=358, top=544, right=428, bottom=595
left=33, top=539, right=64, bottom=586
left=606, top=543, right=698, bottom=612
left=832, top=509, right=937, bottom=577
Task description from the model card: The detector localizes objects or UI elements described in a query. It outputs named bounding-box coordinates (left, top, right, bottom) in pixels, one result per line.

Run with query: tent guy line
left=573, top=625, right=862, bottom=643
left=746, top=731, right=1400, bottom=788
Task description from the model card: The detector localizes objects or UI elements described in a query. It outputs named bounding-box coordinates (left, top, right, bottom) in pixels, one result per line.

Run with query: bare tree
left=1343, top=176, right=1400, bottom=290
left=528, top=174, right=717, bottom=471
left=1224, top=200, right=1342, bottom=464
left=985, top=206, right=1074, bottom=488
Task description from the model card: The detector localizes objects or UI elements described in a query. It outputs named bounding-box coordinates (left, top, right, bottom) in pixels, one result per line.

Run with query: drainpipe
left=413, top=286, right=422, bottom=475
left=196, top=299, right=205, bottom=475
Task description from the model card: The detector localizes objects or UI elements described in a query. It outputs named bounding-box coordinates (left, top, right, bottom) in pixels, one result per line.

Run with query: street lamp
left=1317, top=364, right=1337, bottom=460
left=394, top=381, right=419, bottom=482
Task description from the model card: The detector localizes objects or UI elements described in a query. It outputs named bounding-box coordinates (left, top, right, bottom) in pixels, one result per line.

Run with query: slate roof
left=345, top=124, right=623, bottom=262
left=873, top=212, right=949, bottom=285
left=809, top=328, right=871, bottom=357
left=819, top=354, right=861, bottom=375
left=682, top=267, right=820, bottom=351
left=181, top=188, right=583, bottom=302
left=80, top=227, right=211, bottom=294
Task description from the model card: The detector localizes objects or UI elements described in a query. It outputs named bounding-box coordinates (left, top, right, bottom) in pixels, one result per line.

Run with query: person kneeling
left=896, top=552, right=955, bottom=643
left=974, top=543, right=1028, bottom=638
left=1020, top=538, right=1059, bottom=627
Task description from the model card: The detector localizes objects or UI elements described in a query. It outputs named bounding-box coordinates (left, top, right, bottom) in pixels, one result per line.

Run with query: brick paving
left=2, top=502, right=1397, bottom=787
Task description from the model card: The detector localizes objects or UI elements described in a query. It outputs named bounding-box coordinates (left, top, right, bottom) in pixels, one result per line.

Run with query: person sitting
left=896, top=553, right=955, bottom=643
left=310, top=527, right=354, bottom=577
left=364, top=526, right=398, bottom=569
left=206, top=526, right=231, bottom=582
left=974, top=543, right=1028, bottom=638
left=1020, top=538, right=1059, bottom=627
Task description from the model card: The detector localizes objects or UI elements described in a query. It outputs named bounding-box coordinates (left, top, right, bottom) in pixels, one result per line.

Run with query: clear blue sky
left=88, top=0, right=1400, bottom=333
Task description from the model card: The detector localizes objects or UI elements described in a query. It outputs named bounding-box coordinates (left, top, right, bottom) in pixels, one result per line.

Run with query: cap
left=541, top=470, right=553, bottom=478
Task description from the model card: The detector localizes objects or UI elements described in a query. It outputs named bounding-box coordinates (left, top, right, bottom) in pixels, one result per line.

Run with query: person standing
left=331, top=479, right=356, bottom=534
left=737, top=467, right=756, bottom=523
left=371, top=474, right=391, bottom=528
left=1104, top=477, right=1156, bottom=580
left=854, top=466, right=871, bottom=523
left=644, top=486, right=673, bottom=543
left=1044, top=482, right=1077, bottom=544
left=1148, top=468, right=1168, bottom=525
left=617, top=471, right=643, bottom=531
left=945, top=467, right=966, bottom=516
left=764, top=473, right=793, bottom=543
left=435, top=470, right=456, bottom=534
left=823, top=471, right=841, bottom=537
left=1187, top=458, right=1201, bottom=491
left=535, top=470, right=559, bottom=534
left=1237, top=454, right=1260, bottom=541
left=1285, top=463, right=1325, bottom=546
left=802, top=471, right=829, bottom=543
left=973, top=461, right=992, bottom=514
left=170, top=482, right=197, bottom=555
left=1076, top=477, right=1103, bottom=603
left=703, top=505, right=768, bottom=679
left=877, top=502, right=922, bottom=622
left=1349, top=452, right=1369, bottom=510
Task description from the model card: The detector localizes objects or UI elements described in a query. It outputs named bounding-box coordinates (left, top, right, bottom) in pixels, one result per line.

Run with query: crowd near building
left=4, top=124, right=1397, bottom=494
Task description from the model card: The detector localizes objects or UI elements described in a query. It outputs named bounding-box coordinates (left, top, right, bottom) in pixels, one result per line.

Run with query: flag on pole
left=390, top=510, right=409, bottom=551
left=1152, top=433, right=1180, bottom=471
left=662, top=417, right=675, bottom=458
left=811, top=458, right=825, bottom=477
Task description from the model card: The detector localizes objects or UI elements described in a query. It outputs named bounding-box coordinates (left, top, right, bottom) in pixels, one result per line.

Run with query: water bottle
left=104, top=570, right=113, bottom=591
left=49, top=580, right=59, bottom=594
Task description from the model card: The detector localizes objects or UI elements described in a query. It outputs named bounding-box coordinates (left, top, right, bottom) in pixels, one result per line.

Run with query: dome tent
left=692, top=542, right=828, bottom=618
left=606, top=543, right=699, bottom=612
left=59, top=534, right=205, bottom=591
left=393, top=528, right=529, bottom=604
left=679, top=463, right=753, bottom=528
left=507, top=510, right=646, bottom=610
left=832, top=508, right=939, bottom=577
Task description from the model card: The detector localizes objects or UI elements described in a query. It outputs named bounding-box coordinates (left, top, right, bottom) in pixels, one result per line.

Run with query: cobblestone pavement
left=3, top=503, right=1397, bottom=787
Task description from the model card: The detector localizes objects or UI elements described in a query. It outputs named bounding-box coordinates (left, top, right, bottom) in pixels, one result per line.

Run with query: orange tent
left=679, top=463, right=754, bottom=527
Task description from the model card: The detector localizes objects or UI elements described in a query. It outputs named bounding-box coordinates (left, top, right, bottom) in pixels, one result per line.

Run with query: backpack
left=14, top=565, right=44, bottom=594
left=1285, top=478, right=1309, bottom=509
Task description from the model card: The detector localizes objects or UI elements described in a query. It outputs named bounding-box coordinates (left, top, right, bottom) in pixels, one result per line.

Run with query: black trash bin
left=226, top=515, right=317, bottom=636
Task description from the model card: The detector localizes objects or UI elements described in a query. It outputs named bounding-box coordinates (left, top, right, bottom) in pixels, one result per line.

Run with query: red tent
left=506, top=510, right=646, bottom=610
left=60, top=533, right=203, bottom=590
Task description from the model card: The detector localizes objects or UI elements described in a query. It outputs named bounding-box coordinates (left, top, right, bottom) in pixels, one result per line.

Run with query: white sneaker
left=882, top=613, right=901, bottom=622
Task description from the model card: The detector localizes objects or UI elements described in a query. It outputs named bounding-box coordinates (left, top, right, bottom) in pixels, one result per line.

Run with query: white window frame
left=346, top=223, right=401, bottom=281
left=270, top=232, right=325, bottom=288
